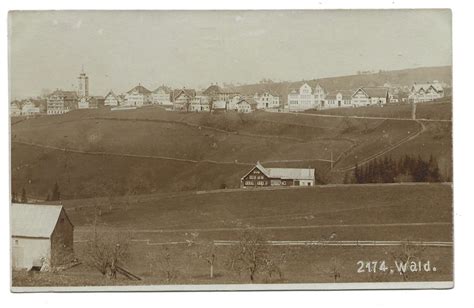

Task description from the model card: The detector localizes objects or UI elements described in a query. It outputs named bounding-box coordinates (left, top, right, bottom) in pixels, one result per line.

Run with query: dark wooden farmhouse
left=241, top=162, right=315, bottom=188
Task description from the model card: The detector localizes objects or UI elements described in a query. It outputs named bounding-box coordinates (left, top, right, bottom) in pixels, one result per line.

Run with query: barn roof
left=266, top=167, right=315, bottom=180
left=11, top=204, right=65, bottom=238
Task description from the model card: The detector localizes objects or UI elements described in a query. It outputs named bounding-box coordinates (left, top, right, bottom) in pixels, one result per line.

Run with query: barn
left=11, top=203, right=74, bottom=271
left=241, top=162, right=315, bottom=188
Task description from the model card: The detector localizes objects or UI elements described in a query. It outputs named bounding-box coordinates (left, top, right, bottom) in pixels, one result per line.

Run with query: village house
left=172, top=88, right=197, bottom=111
left=236, top=98, right=258, bottom=113
left=241, top=162, right=315, bottom=188
left=125, top=84, right=152, bottom=107
left=408, top=81, right=445, bottom=103
left=227, top=94, right=244, bottom=111
left=202, top=84, right=239, bottom=111
left=190, top=95, right=211, bottom=112
left=287, top=83, right=317, bottom=112
left=47, top=90, right=78, bottom=115
left=322, top=90, right=353, bottom=109
left=77, top=96, right=102, bottom=109
left=21, top=99, right=41, bottom=116
left=351, top=87, right=389, bottom=107
left=254, top=91, right=281, bottom=110
left=152, top=85, right=173, bottom=107
left=313, top=84, right=326, bottom=107
left=10, top=101, right=22, bottom=117
left=104, top=90, right=123, bottom=107
left=11, top=204, right=74, bottom=271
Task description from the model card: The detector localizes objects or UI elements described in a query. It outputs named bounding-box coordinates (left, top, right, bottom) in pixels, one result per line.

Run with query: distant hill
left=227, top=66, right=452, bottom=104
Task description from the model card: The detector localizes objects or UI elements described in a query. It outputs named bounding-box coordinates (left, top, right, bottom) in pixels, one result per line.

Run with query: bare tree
left=226, top=228, right=282, bottom=282
left=83, top=228, right=130, bottom=279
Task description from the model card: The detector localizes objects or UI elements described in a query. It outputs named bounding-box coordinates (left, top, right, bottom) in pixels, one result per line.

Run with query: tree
left=20, top=188, right=27, bottom=203
left=186, top=233, right=218, bottom=279
left=83, top=228, right=130, bottom=279
left=227, top=228, right=282, bottom=282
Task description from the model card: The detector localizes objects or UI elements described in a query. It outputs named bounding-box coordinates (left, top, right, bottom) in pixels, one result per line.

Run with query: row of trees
left=83, top=228, right=285, bottom=283
left=11, top=182, right=61, bottom=204
left=347, top=154, right=443, bottom=184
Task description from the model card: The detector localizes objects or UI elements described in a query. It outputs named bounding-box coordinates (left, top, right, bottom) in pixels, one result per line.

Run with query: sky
left=9, top=10, right=452, bottom=99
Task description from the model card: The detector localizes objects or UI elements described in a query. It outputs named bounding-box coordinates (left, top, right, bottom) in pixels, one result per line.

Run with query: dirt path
left=282, top=111, right=452, bottom=122
left=332, top=120, right=427, bottom=172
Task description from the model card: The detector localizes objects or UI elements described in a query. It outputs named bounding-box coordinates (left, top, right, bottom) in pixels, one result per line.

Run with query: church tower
left=77, top=66, right=89, bottom=97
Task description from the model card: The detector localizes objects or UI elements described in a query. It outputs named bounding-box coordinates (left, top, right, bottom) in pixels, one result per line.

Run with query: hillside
left=11, top=106, right=451, bottom=200
left=228, top=66, right=452, bottom=104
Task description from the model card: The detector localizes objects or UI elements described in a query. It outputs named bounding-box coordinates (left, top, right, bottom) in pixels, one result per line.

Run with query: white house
left=47, top=90, right=78, bottom=115
left=287, top=83, right=317, bottom=112
left=152, top=86, right=173, bottom=107
left=254, top=92, right=281, bottom=110
left=351, top=87, right=389, bottom=107
left=236, top=98, right=257, bottom=113
left=172, top=88, right=196, bottom=111
left=125, top=84, right=152, bottom=107
left=104, top=90, right=122, bottom=107
left=313, top=84, right=326, bottom=107
left=408, top=81, right=445, bottom=103
left=227, top=94, right=243, bottom=111
left=190, top=95, right=210, bottom=112
left=323, top=90, right=353, bottom=109
left=11, top=204, right=74, bottom=271
left=10, top=102, right=22, bottom=117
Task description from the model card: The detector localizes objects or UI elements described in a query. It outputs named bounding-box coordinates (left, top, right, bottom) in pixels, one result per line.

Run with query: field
left=306, top=100, right=452, bottom=121
left=11, top=106, right=451, bottom=199
left=10, top=105, right=453, bottom=287
left=12, top=183, right=453, bottom=286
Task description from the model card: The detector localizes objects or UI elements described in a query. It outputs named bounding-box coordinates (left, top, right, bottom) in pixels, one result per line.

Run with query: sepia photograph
left=8, top=9, right=453, bottom=291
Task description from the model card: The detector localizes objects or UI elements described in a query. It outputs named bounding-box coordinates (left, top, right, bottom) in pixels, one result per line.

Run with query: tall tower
left=77, top=66, right=89, bottom=97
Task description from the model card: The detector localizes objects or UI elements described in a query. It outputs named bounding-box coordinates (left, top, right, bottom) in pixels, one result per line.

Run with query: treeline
left=346, top=154, right=443, bottom=184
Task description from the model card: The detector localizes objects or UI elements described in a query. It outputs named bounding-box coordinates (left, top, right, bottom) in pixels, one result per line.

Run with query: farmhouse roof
left=358, top=87, right=389, bottom=98
left=237, top=98, right=258, bottom=107
left=412, top=83, right=444, bottom=93
left=127, top=84, right=152, bottom=95
left=203, top=84, right=224, bottom=95
left=153, top=85, right=172, bottom=94
left=172, top=88, right=196, bottom=100
left=11, top=204, right=68, bottom=238
left=49, top=90, right=78, bottom=99
left=326, top=90, right=353, bottom=100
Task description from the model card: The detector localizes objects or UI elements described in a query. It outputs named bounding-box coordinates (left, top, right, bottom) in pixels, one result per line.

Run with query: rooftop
left=11, top=204, right=68, bottom=238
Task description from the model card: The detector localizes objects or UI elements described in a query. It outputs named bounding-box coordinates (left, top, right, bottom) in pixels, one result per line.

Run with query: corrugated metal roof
left=11, top=204, right=63, bottom=238
left=266, top=167, right=315, bottom=180
left=254, top=162, right=314, bottom=180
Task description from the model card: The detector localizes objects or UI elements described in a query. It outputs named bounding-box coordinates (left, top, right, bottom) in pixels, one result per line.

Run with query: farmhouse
left=11, top=204, right=74, bottom=271
left=152, top=85, right=173, bottom=107
left=10, top=101, right=21, bottom=117
left=236, top=98, right=258, bottom=113
left=241, top=162, right=315, bottom=188
left=104, top=90, right=123, bottom=106
left=254, top=91, right=281, bottom=110
left=47, top=90, right=78, bottom=115
left=408, top=81, right=444, bottom=103
left=172, top=88, right=197, bottom=111
left=351, top=87, right=389, bottom=107
left=323, top=90, right=353, bottom=109
left=125, top=84, right=152, bottom=107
